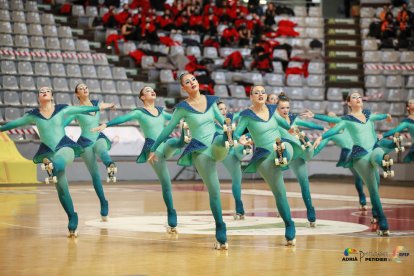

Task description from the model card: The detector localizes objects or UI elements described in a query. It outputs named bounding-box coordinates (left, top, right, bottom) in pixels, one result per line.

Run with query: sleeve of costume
left=322, top=121, right=346, bottom=140
left=63, top=115, right=77, bottom=127
left=65, top=106, right=100, bottom=116
left=150, top=108, right=184, bottom=152
left=162, top=110, right=172, bottom=121
left=274, top=113, right=291, bottom=130
left=294, top=118, right=325, bottom=130
left=370, top=113, right=388, bottom=121
left=213, top=103, right=225, bottom=125
left=382, top=122, right=408, bottom=138
left=314, top=114, right=342, bottom=124
left=0, top=114, right=34, bottom=132
left=233, top=116, right=248, bottom=140
left=106, top=110, right=141, bottom=127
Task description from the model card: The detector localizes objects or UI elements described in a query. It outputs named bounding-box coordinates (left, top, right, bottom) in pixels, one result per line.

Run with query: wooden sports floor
left=1, top=178, right=413, bottom=275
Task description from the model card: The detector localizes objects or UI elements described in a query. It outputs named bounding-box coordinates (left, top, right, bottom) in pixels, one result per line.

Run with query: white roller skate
left=370, top=217, right=377, bottom=224
left=180, top=121, right=192, bottom=144
left=41, top=158, right=57, bottom=184
left=293, top=127, right=311, bottom=151
left=214, top=242, right=229, bottom=250
left=382, top=155, right=394, bottom=178
left=285, top=238, right=296, bottom=246
left=273, top=138, right=288, bottom=166
left=166, top=226, right=178, bottom=234
left=233, top=213, right=245, bottom=220
left=67, top=230, right=78, bottom=238
left=101, top=216, right=108, bottom=222
left=306, top=221, right=317, bottom=228
left=377, top=229, right=390, bottom=236
left=359, top=205, right=368, bottom=211
left=393, top=132, right=405, bottom=153
left=106, top=163, right=117, bottom=183
left=243, top=139, right=253, bottom=155
left=223, top=118, right=238, bottom=149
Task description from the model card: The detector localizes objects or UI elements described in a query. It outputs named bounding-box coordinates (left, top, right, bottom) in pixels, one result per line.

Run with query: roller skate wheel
left=214, top=242, right=228, bottom=250
left=166, top=227, right=178, bottom=234
left=45, top=178, right=50, bottom=184
left=233, top=214, right=245, bottom=220
left=101, top=216, right=108, bottom=222
left=306, top=221, right=316, bottom=228
left=275, top=159, right=280, bottom=166
left=377, top=230, right=390, bottom=236
left=390, top=171, right=394, bottom=177
left=49, top=163, right=53, bottom=170
left=395, top=147, right=399, bottom=153
left=301, top=145, right=306, bottom=151
left=41, top=164, right=46, bottom=170
left=243, top=150, right=247, bottom=155
left=106, top=177, right=110, bottom=183
left=300, top=131, right=305, bottom=136
left=68, top=230, right=78, bottom=238
left=383, top=172, right=388, bottom=178
left=282, top=157, right=288, bottom=164
left=389, top=159, right=394, bottom=166
left=183, top=122, right=188, bottom=128
left=370, top=218, right=377, bottom=224
left=281, top=142, right=285, bottom=150
left=393, top=137, right=397, bottom=143
left=233, top=140, right=238, bottom=147
left=225, top=141, right=230, bottom=149
left=231, top=123, right=236, bottom=130
left=285, top=238, right=296, bottom=246
left=382, top=160, right=387, bottom=167
left=113, top=167, right=118, bottom=173
left=52, top=176, right=58, bottom=183
left=401, top=147, right=405, bottom=152
left=223, top=125, right=228, bottom=131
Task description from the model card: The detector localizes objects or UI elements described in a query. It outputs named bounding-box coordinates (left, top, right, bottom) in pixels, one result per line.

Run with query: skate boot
left=67, top=212, right=78, bottom=238
left=180, top=121, right=192, bottom=144
left=223, top=118, right=238, bottom=149
left=273, top=138, right=288, bottom=167
left=214, top=222, right=228, bottom=250
left=285, top=221, right=296, bottom=246
left=41, top=158, right=57, bottom=184
left=371, top=207, right=378, bottom=225
left=393, top=132, right=405, bottom=153
left=166, top=209, right=178, bottom=234
left=306, top=207, right=316, bottom=228
left=376, top=217, right=390, bottom=237
left=359, top=193, right=367, bottom=211
left=233, top=200, right=245, bottom=220
left=293, top=127, right=311, bottom=151
left=382, top=155, right=394, bottom=178
left=101, top=199, right=109, bottom=221
left=106, top=163, right=117, bottom=183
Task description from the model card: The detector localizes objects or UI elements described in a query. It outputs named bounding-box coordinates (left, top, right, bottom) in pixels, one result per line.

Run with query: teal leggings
left=81, top=138, right=112, bottom=217
left=50, top=147, right=78, bottom=231
left=222, top=151, right=244, bottom=215
left=256, top=143, right=295, bottom=241
left=290, top=157, right=315, bottom=222
left=193, top=152, right=226, bottom=243
left=353, top=148, right=388, bottom=230
left=151, top=137, right=184, bottom=228
left=349, top=167, right=366, bottom=206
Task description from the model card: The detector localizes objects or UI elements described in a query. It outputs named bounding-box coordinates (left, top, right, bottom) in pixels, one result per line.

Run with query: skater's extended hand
left=312, top=136, right=322, bottom=150
left=386, top=114, right=392, bottom=123
left=300, top=109, right=314, bottom=119
left=239, top=135, right=252, bottom=146
left=147, top=152, right=158, bottom=164
left=99, top=102, right=116, bottom=111
left=91, top=124, right=107, bottom=132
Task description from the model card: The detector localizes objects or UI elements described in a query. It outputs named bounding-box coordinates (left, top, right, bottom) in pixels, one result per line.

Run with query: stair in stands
left=324, top=18, right=365, bottom=90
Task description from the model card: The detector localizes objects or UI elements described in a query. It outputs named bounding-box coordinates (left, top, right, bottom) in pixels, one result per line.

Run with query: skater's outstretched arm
left=371, top=113, right=391, bottom=122
left=63, top=115, right=77, bottom=127
left=321, top=121, right=346, bottom=140
left=106, top=110, right=141, bottom=127
left=301, top=109, right=342, bottom=124
left=213, top=103, right=225, bottom=125
left=150, top=109, right=184, bottom=153
left=382, top=122, right=408, bottom=138
left=0, top=114, right=34, bottom=132
left=64, top=103, right=114, bottom=116
left=314, top=135, right=335, bottom=155
left=274, top=113, right=291, bottom=130
left=294, top=118, right=325, bottom=130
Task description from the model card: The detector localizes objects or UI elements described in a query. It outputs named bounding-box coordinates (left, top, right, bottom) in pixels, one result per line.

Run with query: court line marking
left=222, top=189, right=414, bottom=205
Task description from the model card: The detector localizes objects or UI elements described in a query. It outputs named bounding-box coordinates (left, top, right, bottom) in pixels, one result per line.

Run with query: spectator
left=121, top=17, right=140, bottom=41
left=102, top=5, right=118, bottom=28
left=381, top=13, right=397, bottom=39
left=238, top=23, right=251, bottom=47
left=379, top=5, right=392, bottom=21
left=221, top=23, right=239, bottom=46
left=264, top=3, right=277, bottom=28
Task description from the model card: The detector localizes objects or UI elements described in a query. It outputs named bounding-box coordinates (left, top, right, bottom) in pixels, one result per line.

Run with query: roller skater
left=64, top=83, right=116, bottom=221
left=93, top=86, right=185, bottom=234
left=42, top=158, right=57, bottom=184
left=273, top=138, right=288, bottom=166
left=148, top=74, right=230, bottom=249
left=0, top=87, right=114, bottom=237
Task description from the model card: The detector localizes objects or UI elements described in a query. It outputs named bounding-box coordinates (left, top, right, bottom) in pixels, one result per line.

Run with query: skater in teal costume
left=93, top=86, right=185, bottom=232
left=148, top=73, right=229, bottom=249
left=301, top=110, right=367, bottom=210
left=233, top=86, right=299, bottom=245
left=0, top=87, right=114, bottom=236
left=277, top=92, right=322, bottom=226
left=381, top=99, right=414, bottom=163
left=64, top=83, right=115, bottom=221
left=313, top=92, right=392, bottom=236
left=217, top=101, right=245, bottom=219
